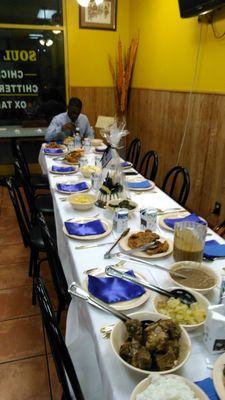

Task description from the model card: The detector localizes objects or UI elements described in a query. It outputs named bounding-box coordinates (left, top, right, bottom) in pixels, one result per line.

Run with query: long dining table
left=39, top=147, right=224, bottom=400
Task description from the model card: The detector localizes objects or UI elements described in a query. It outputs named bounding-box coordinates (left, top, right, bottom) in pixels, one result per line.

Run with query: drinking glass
left=173, top=221, right=207, bottom=262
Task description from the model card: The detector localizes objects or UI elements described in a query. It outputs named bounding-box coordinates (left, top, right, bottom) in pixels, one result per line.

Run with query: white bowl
left=169, top=261, right=220, bottom=294
left=79, top=165, right=101, bottom=178
left=130, top=374, right=209, bottom=400
left=67, top=193, right=96, bottom=210
left=152, top=286, right=210, bottom=331
left=110, top=311, right=191, bottom=375
left=92, top=138, right=103, bottom=147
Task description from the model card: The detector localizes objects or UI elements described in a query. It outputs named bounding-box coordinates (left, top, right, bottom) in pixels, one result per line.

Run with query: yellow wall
left=129, top=0, right=225, bottom=93
left=65, top=0, right=225, bottom=92
left=65, top=0, right=130, bottom=88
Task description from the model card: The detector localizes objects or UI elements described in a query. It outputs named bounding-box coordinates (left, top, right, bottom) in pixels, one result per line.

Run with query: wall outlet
left=212, top=201, right=221, bottom=216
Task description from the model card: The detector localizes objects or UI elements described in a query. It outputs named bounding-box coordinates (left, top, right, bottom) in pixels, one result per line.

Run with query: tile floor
left=0, top=186, right=63, bottom=399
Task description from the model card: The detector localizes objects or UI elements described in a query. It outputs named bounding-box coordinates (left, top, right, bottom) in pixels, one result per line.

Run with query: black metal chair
left=139, top=150, right=158, bottom=181
left=14, top=160, right=54, bottom=221
left=12, top=140, right=49, bottom=191
left=126, top=138, right=141, bottom=169
left=214, top=220, right=225, bottom=238
left=35, top=277, right=85, bottom=400
left=38, top=212, right=71, bottom=323
left=162, top=166, right=190, bottom=207
left=6, top=177, right=45, bottom=301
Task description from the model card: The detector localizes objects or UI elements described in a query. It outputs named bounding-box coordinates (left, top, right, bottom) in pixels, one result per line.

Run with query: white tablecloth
left=39, top=146, right=224, bottom=400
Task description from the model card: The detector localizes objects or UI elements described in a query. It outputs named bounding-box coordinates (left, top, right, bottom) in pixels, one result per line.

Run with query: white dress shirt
left=45, top=112, right=94, bottom=141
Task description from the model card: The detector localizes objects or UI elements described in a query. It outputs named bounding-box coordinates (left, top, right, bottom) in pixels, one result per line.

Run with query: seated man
left=45, top=97, right=94, bottom=141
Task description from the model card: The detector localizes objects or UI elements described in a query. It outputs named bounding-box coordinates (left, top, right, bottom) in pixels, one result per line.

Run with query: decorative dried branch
left=108, top=55, right=119, bottom=112
left=108, top=36, right=139, bottom=116
left=117, top=38, right=123, bottom=97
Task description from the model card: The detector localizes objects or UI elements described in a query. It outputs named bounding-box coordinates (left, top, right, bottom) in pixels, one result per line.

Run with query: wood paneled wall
left=70, top=87, right=115, bottom=128
left=71, top=86, right=225, bottom=225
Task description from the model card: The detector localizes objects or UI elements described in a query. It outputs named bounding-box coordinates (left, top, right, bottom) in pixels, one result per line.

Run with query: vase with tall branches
left=108, top=36, right=139, bottom=122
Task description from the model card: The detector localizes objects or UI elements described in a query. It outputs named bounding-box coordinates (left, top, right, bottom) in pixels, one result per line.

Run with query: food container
left=110, top=311, right=191, bottom=376
left=106, top=198, right=138, bottom=215
left=130, top=374, right=208, bottom=400
left=92, top=138, right=104, bottom=147
left=152, top=286, right=209, bottom=331
left=80, top=165, right=101, bottom=178
left=67, top=193, right=96, bottom=211
left=169, top=261, right=220, bottom=294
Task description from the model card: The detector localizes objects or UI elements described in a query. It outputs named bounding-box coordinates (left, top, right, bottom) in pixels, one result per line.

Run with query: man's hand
left=62, top=122, right=75, bottom=132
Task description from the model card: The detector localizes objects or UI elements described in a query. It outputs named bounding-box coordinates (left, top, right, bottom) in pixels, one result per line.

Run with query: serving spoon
left=105, top=265, right=196, bottom=306
left=68, top=282, right=152, bottom=328
left=115, top=253, right=187, bottom=279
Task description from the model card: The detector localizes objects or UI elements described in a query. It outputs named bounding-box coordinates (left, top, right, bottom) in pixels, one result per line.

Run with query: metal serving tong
left=68, top=282, right=152, bottom=328
left=104, top=228, right=130, bottom=259
left=105, top=241, right=157, bottom=259
left=105, top=266, right=196, bottom=306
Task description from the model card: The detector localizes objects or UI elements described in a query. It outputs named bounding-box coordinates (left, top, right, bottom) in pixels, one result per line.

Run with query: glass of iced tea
left=173, top=221, right=207, bottom=262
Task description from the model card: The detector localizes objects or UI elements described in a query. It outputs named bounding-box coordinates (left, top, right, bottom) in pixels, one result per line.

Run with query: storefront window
left=0, top=0, right=63, bottom=26
left=0, top=28, right=66, bottom=125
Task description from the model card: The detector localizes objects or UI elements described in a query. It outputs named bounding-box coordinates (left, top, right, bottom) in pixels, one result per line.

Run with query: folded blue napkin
left=52, top=165, right=76, bottom=172
left=44, top=148, right=63, bottom=154
left=65, top=219, right=105, bottom=236
left=195, top=378, right=219, bottom=400
left=88, top=270, right=145, bottom=303
left=57, top=182, right=88, bottom=192
left=164, top=213, right=205, bottom=229
left=120, top=161, right=131, bottom=168
left=204, top=240, right=225, bottom=258
left=127, top=180, right=151, bottom=189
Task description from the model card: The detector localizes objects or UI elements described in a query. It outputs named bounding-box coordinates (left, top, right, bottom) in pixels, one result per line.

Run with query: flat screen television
left=178, top=0, right=225, bottom=18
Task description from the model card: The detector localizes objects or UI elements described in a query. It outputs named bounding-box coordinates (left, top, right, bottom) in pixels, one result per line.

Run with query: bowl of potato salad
left=152, top=286, right=209, bottom=331
left=68, top=193, right=96, bottom=210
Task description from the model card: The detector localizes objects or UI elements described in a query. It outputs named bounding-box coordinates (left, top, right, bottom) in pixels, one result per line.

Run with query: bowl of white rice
left=130, top=373, right=208, bottom=400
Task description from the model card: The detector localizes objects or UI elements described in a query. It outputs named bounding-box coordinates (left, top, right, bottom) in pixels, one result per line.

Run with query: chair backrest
left=6, top=177, right=32, bottom=247
left=214, top=220, right=225, bottom=238
left=139, top=150, right=158, bottom=181
left=35, top=278, right=84, bottom=400
left=14, top=160, right=36, bottom=215
left=37, top=212, right=70, bottom=309
left=127, top=138, right=141, bottom=168
left=13, top=140, right=31, bottom=179
left=162, top=166, right=190, bottom=207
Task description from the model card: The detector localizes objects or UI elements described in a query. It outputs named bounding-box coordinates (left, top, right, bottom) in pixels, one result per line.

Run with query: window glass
left=0, top=29, right=66, bottom=125
left=0, top=0, right=62, bottom=26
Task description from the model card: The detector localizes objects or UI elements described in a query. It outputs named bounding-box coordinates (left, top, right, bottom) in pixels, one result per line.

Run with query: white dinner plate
left=130, top=375, right=209, bottom=400
left=94, top=149, right=107, bottom=155
left=121, top=161, right=133, bottom=169
left=125, top=177, right=155, bottom=191
left=49, top=167, right=78, bottom=175
left=158, top=212, right=206, bottom=232
left=55, top=181, right=90, bottom=194
left=43, top=144, right=67, bottom=156
left=119, top=230, right=173, bottom=259
left=62, top=148, right=84, bottom=165
left=83, top=266, right=150, bottom=311
left=63, top=160, right=79, bottom=165
left=213, top=352, right=225, bottom=400
left=63, top=217, right=112, bottom=240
